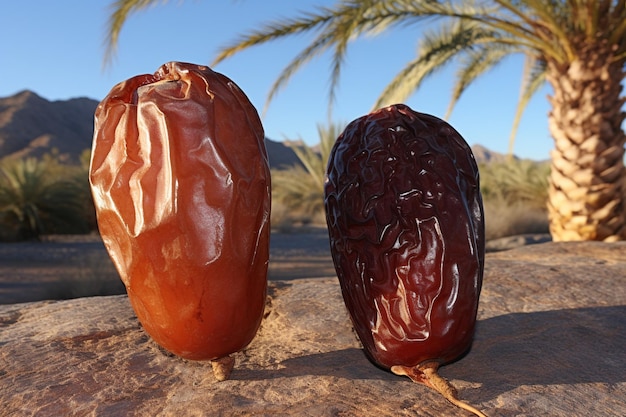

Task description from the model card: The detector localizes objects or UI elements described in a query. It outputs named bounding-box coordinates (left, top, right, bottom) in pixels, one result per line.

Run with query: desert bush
left=271, top=122, right=342, bottom=229
left=0, top=154, right=93, bottom=240
left=479, top=159, right=550, bottom=209
left=479, top=159, right=550, bottom=239
left=271, top=135, right=551, bottom=239
left=483, top=197, right=549, bottom=240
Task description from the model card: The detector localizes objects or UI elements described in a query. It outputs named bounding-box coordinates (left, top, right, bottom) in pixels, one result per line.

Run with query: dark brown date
left=324, top=104, right=486, bottom=416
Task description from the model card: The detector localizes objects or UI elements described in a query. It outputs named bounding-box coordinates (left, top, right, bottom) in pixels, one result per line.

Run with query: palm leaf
left=212, top=1, right=440, bottom=114
left=103, top=0, right=166, bottom=67
left=271, top=122, right=342, bottom=220
left=103, top=0, right=626, bottom=177
left=260, top=32, right=337, bottom=115
left=444, top=44, right=515, bottom=119
left=507, top=54, right=546, bottom=156
left=374, top=19, right=505, bottom=109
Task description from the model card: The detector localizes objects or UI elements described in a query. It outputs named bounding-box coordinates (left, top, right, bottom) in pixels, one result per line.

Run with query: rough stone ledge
left=1, top=241, right=625, bottom=416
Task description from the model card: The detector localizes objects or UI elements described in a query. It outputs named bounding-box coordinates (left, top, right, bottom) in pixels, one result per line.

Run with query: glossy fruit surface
left=90, top=62, right=270, bottom=361
left=324, top=104, right=484, bottom=369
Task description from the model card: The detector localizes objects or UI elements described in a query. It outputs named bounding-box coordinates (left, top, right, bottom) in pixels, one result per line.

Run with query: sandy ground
left=0, top=227, right=335, bottom=305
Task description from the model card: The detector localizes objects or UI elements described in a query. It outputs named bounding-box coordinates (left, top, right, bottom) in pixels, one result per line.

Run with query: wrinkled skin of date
left=89, top=62, right=270, bottom=361
left=324, top=104, right=484, bottom=370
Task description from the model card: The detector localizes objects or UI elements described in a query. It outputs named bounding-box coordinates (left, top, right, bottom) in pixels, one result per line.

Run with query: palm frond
left=271, top=122, right=342, bottom=220
left=103, top=0, right=166, bottom=67
left=213, top=0, right=450, bottom=112
left=374, top=19, right=501, bottom=109
left=289, top=122, right=342, bottom=187
left=444, top=42, right=520, bottom=119
left=608, top=1, right=626, bottom=49
left=317, top=122, right=343, bottom=164
left=102, top=0, right=626, bottom=169
left=261, top=32, right=337, bottom=115
left=212, top=7, right=338, bottom=65
left=213, top=4, right=361, bottom=114
left=454, top=0, right=568, bottom=62
left=517, top=0, right=575, bottom=60
left=507, top=54, right=546, bottom=156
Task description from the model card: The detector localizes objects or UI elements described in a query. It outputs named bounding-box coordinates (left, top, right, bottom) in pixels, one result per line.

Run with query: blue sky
left=0, top=0, right=556, bottom=160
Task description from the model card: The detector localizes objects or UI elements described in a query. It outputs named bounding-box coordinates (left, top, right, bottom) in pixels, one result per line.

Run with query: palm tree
left=106, top=0, right=626, bottom=241
left=271, top=122, right=342, bottom=224
left=0, top=158, right=88, bottom=240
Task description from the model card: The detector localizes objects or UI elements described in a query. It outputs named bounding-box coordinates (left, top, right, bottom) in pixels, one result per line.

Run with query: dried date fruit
left=89, top=62, right=270, bottom=381
left=325, top=104, right=486, bottom=416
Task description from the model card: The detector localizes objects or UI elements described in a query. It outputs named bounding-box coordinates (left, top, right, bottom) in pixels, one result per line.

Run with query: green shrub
left=0, top=154, right=93, bottom=241
left=271, top=134, right=551, bottom=239
left=479, top=159, right=550, bottom=209
left=479, top=159, right=550, bottom=239
left=271, top=122, right=342, bottom=229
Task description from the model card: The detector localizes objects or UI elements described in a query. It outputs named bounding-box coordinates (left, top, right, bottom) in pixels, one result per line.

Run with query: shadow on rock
left=233, top=347, right=397, bottom=382
left=443, top=305, right=626, bottom=400
left=237, top=305, right=625, bottom=399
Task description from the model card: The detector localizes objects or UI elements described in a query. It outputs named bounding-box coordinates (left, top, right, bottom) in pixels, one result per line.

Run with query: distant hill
left=0, top=90, right=511, bottom=168
left=0, top=90, right=302, bottom=168
left=264, top=139, right=302, bottom=169
left=471, top=144, right=517, bottom=164
left=0, top=90, right=98, bottom=164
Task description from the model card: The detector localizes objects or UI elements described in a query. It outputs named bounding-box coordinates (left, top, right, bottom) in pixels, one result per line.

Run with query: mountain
left=0, top=90, right=510, bottom=168
left=0, top=90, right=98, bottom=164
left=264, top=139, right=302, bottom=169
left=0, top=90, right=302, bottom=168
left=470, top=144, right=516, bottom=164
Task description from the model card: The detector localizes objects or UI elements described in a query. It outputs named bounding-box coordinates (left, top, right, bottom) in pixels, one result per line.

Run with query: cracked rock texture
left=1, top=241, right=625, bottom=416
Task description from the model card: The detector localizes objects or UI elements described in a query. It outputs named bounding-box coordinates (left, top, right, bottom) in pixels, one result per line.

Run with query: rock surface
left=1, top=241, right=625, bottom=416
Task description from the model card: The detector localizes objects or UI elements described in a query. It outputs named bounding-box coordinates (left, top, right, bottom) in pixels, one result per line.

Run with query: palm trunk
left=545, top=49, right=626, bottom=241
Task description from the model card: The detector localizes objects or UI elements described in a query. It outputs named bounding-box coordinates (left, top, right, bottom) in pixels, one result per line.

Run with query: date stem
left=210, top=355, right=235, bottom=381
left=391, top=362, right=487, bottom=417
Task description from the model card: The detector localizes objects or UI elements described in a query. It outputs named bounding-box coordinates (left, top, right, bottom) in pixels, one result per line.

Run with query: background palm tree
left=271, top=122, right=341, bottom=227
left=107, top=0, right=626, bottom=241
left=0, top=157, right=90, bottom=240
